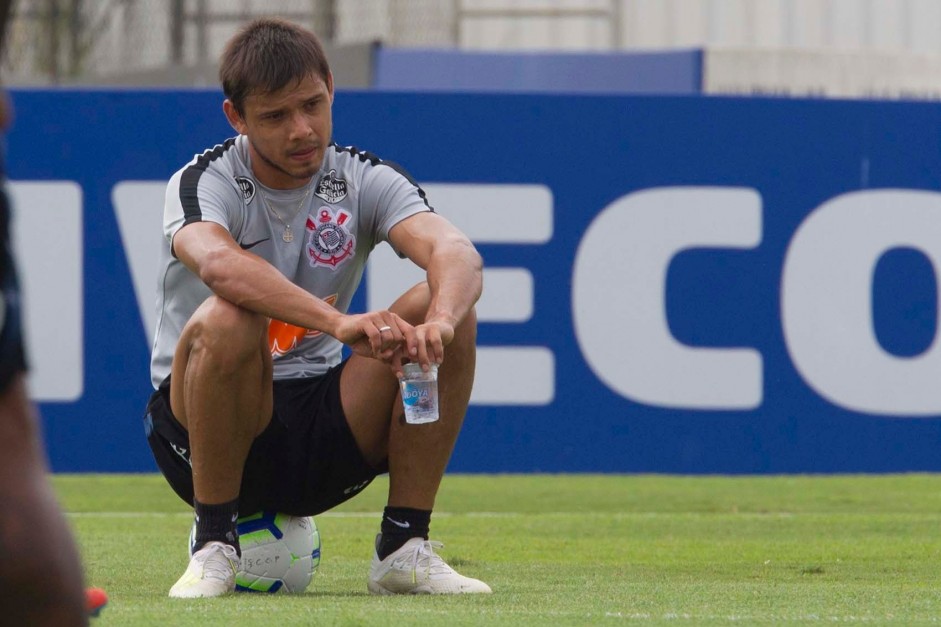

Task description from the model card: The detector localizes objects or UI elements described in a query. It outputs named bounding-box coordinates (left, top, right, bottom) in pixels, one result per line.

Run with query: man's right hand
left=334, top=312, right=414, bottom=376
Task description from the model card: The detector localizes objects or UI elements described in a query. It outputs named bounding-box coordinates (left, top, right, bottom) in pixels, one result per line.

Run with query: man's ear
left=327, top=71, right=335, bottom=104
left=223, top=99, right=248, bottom=134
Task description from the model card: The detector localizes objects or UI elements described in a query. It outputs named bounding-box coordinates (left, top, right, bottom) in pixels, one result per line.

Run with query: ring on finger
left=378, top=326, right=392, bottom=333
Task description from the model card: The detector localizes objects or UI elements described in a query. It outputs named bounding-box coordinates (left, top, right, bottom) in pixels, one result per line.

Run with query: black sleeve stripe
left=379, top=159, right=433, bottom=211
left=330, top=142, right=381, bottom=166
left=179, top=137, right=237, bottom=225
left=330, top=142, right=434, bottom=212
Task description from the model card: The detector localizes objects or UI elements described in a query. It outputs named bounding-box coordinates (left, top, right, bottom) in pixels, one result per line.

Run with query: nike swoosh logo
left=386, top=517, right=410, bottom=529
left=239, top=237, right=270, bottom=250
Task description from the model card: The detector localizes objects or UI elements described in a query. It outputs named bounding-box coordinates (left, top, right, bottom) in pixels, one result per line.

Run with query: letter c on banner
left=573, top=187, right=763, bottom=410
left=782, top=189, right=941, bottom=416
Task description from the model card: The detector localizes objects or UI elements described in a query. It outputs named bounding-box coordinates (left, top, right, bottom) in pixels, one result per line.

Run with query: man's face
left=225, top=72, right=334, bottom=189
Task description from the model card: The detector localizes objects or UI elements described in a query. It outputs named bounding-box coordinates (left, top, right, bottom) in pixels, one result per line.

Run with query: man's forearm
left=424, top=239, right=483, bottom=326
left=198, top=247, right=343, bottom=336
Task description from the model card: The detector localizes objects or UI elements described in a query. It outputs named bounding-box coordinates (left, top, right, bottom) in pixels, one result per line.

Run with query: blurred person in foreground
left=0, top=0, right=90, bottom=623
left=145, top=17, right=490, bottom=597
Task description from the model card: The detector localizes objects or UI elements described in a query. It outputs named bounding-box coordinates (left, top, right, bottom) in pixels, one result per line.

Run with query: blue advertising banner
left=10, top=88, right=941, bottom=473
left=372, top=48, right=702, bottom=94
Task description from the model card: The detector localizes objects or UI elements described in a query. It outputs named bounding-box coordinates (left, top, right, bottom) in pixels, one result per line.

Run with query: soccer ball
left=188, top=511, right=321, bottom=593
left=235, top=512, right=321, bottom=593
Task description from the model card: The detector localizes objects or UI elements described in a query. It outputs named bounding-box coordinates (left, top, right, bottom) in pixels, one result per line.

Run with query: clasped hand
left=335, top=312, right=454, bottom=377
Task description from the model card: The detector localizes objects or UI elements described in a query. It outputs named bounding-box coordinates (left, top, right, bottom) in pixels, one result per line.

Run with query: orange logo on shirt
left=268, top=293, right=338, bottom=356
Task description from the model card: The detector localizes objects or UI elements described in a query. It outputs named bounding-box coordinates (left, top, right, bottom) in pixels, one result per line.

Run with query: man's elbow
left=452, top=236, right=482, bottom=272
left=465, top=240, right=483, bottom=274
left=459, top=238, right=484, bottom=300
left=196, top=247, right=237, bottom=292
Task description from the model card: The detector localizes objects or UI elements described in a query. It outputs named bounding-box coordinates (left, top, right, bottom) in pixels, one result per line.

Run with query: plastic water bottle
left=399, top=362, right=439, bottom=424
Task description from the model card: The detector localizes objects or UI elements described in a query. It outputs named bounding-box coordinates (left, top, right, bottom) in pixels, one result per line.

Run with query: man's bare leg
left=386, top=305, right=475, bottom=508
left=167, top=296, right=271, bottom=598
left=340, top=282, right=475, bottom=509
left=170, top=296, right=272, bottom=506
left=340, top=283, right=490, bottom=594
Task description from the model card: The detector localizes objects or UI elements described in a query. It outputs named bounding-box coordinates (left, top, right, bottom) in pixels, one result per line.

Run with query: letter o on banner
left=782, top=190, right=941, bottom=416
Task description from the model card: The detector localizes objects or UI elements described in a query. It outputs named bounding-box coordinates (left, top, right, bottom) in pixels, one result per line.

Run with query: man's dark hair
left=220, top=17, right=331, bottom=115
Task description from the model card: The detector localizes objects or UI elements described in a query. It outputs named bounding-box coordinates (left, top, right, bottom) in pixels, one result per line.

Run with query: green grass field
left=55, top=473, right=941, bottom=625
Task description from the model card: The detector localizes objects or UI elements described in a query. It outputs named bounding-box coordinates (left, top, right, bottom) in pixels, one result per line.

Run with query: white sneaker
left=168, top=541, right=238, bottom=598
left=368, top=535, right=492, bottom=595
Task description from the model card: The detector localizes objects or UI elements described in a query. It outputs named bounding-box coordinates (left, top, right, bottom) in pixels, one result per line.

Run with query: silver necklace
left=260, top=180, right=313, bottom=243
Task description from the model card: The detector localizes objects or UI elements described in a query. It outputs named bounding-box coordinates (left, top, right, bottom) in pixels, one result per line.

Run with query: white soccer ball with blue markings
left=189, top=511, right=321, bottom=593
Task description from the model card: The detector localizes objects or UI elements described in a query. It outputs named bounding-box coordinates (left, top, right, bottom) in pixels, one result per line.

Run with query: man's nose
left=289, top=110, right=313, bottom=139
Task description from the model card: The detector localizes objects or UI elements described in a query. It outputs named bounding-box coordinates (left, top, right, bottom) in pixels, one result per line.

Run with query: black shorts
left=0, top=187, right=26, bottom=393
left=144, top=360, right=383, bottom=516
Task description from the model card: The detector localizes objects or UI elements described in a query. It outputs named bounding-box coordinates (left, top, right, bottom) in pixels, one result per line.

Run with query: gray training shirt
left=150, top=135, right=431, bottom=388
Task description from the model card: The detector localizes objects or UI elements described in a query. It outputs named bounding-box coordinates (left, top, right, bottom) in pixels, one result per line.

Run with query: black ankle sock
left=377, top=506, right=431, bottom=560
left=192, top=498, right=241, bottom=557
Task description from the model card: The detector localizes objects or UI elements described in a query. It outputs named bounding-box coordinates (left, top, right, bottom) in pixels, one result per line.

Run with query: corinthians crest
left=314, top=169, right=348, bottom=203
left=306, top=207, right=355, bottom=269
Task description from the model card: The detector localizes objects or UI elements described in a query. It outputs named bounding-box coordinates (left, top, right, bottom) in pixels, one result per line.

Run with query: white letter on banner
left=782, top=189, right=941, bottom=416
left=573, top=187, right=763, bottom=409
left=8, top=181, right=83, bottom=402
left=367, top=183, right=555, bottom=405
left=112, top=181, right=167, bottom=346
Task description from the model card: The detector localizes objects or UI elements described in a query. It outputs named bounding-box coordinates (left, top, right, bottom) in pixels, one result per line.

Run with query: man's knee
left=179, top=296, right=268, bottom=373
left=392, top=282, right=431, bottom=325
left=392, top=283, right=477, bottom=348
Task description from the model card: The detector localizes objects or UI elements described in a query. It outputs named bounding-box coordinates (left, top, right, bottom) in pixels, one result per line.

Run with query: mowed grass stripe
left=53, top=473, right=941, bottom=513
left=54, top=474, right=941, bottom=626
